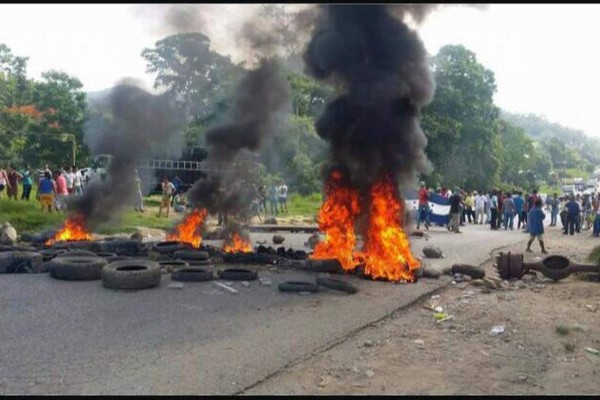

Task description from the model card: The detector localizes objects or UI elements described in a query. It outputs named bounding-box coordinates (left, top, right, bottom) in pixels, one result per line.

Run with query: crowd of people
left=0, top=163, right=86, bottom=212
left=416, top=183, right=600, bottom=248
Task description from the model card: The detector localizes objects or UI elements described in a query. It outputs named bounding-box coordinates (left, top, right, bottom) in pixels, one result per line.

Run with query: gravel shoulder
left=245, top=226, right=600, bottom=395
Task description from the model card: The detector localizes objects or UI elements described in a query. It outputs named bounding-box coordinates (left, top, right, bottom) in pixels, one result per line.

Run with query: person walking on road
left=448, top=187, right=463, bottom=233
left=21, top=165, right=33, bottom=201
left=474, top=191, right=486, bottom=225
left=564, top=195, right=580, bottom=236
left=490, top=190, right=499, bottom=230
left=549, top=193, right=559, bottom=227
left=502, top=192, right=516, bottom=230
left=526, top=199, right=547, bottom=253
left=416, top=182, right=431, bottom=230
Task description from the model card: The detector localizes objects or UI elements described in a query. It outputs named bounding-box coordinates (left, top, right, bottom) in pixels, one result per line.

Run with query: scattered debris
left=585, top=347, right=599, bottom=355
left=413, top=339, right=425, bottom=345
left=563, top=342, right=576, bottom=352
left=363, top=340, right=374, bottom=348
left=214, top=281, right=238, bottom=294
left=318, top=375, right=333, bottom=387
left=585, top=304, right=597, bottom=313
left=490, top=325, right=505, bottom=335
left=259, top=278, right=272, bottom=286
left=433, top=306, right=444, bottom=313
left=365, top=369, right=375, bottom=378
left=168, top=282, right=184, bottom=289
left=241, top=281, right=250, bottom=288
left=423, top=245, right=443, bottom=259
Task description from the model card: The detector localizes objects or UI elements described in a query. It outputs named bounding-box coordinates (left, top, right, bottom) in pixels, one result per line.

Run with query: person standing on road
left=73, top=166, right=83, bottom=196
left=37, top=171, right=56, bottom=213
left=65, top=166, right=75, bottom=195
left=54, top=169, right=69, bottom=212
left=549, top=193, right=559, bottom=227
left=278, top=181, right=288, bottom=213
left=474, top=191, right=486, bottom=225
left=448, top=187, right=463, bottom=233
left=514, top=192, right=525, bottom=229
left=20, top=165, right=33, bottom=201
left=257, top=185, right=267, bottom=218
left=416, top=182, right=431, bottom=230
left=489, top=190, right=499, bottom=230
left=158, top=176, right=175, bottom=218
left=502, top=192, right=516, bottom=230
left=593, top=195, right=600, bottom=237
left=564, top=195, right=580, bottom=236
left=6, top=166, right=22, bottom=201
left=463, top=191, right=475, bottom=224
left=268, top=184, right=279, bottom=217
left=526, top=199, right=547, bottom=253
left=0, top=165, right=10, bottom=200
left=134, top=170, right=145, bottom=212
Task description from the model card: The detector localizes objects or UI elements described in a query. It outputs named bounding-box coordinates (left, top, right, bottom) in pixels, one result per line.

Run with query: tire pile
left=0, top=239, right=358, bottom=295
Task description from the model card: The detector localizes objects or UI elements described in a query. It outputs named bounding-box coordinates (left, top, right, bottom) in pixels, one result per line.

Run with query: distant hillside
left=501, top=110, right=600, bottom=166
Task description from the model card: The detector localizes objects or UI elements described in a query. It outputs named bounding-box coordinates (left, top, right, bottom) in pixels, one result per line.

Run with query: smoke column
left=303, top=4, right=436, bottom=191
left=68, top=81, right=184, bottom=229
left=187, top=16, right=291, bottom=216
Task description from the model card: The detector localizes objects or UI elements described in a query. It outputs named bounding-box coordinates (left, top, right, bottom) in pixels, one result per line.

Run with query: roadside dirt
left=245, top=226, right=600, bottom=395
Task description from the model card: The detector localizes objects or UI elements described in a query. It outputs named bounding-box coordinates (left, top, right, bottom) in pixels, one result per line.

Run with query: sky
left=1, top=4, right=599, bottom=138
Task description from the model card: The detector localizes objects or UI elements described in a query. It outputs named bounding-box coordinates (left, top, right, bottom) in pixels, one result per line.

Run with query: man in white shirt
left=73, top=168, right=83, bottom=195
left=474, top=191, right=487, bottom=225
left=490, top=190, right=499, bottom=230
left=278, top=182, right=288, bottom=213
left=65, top=166, right=75, bottom=195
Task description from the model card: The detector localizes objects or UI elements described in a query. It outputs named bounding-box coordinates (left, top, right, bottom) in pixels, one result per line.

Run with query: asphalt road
left=0, top=223, right=529, bottom=395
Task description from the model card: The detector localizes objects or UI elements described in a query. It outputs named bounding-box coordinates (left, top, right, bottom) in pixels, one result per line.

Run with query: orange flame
left=45, top=215, right=93, bottom=245
left=310, top=171, right=361, bottom=270
left=358, top=177, right=420, bottom=282
left=224, top=232, right=253, bottom=253
left=167, top=209, right=208, bottom=248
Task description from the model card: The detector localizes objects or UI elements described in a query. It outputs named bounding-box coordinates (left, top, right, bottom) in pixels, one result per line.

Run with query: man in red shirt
left=416, top=182, right=431, bottom=230
left=54, top=169, right=69, bottom=212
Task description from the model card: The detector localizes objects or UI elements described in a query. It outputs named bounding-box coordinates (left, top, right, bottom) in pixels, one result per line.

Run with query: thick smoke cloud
left=69, top=82, right=184, bottom=228
left=187, top=58, right=290, bottom=215
left=303, top=5, right=436, bottom=191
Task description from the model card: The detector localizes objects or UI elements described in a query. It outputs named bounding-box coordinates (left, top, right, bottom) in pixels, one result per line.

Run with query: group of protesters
left=0, top=163, right=87, bottom=213
left=417, top=183, right=600, bottom=252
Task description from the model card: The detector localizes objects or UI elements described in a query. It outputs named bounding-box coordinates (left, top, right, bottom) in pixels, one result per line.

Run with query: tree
left=142, top=33, right=240, bottom=122
left=22, top=70, right=87, bottom=168
left=422, top=44, right=500, bottom=190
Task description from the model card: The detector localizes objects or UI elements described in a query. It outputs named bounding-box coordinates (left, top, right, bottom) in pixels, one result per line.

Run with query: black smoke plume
left=187, top=59, right=290, bottom=215
left=68, top=82, right=184, bottom=229
left=303, top=5, right=436, bottom=192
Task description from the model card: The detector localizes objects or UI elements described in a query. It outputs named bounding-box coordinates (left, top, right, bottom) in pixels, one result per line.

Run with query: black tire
left=105, top=255, right=131, bottom=263
left=185, top=259, right=213, bottom=266
left=172, top=267, right=214, bottom=282
left=0, top=251, right=44, bottom=273
left=56, top=250, right=98, bottom=258
left=154, top=241, right=187, bottom=254
left=95, top=252, right=118, bottom=258
left=316, top=277, right=358, bottom=294
left=40, top=249, right=65, bottom=262
left=173, top=250, right=210, bottom=261
left=278, top=281, right=319, bottom=293
left=102, top=259, right=161, bottom=290
left=307, top=259, right=343, bottom=273
left=48, top=256, right=107, bottom=281
left=159, top=259, right=189, bottom=269
left=218, top=268, right=258, bottom=281
left=100, top=239, right=142, bottom=256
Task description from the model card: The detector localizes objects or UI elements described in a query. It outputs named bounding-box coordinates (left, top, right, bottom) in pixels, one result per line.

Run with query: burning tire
left=315, top=277, right=358, bottom=294
left=307, top=259, right=343, bottom=273
left=278, top=281, right=319, bottom=293
left=55, top=250, right=98, bottom=258
left=218, top=268, right=258, bottom=281
left=48, top=256, right=107, bottom=280
left=172, top=267, right=214, bottom=282
left=173, top=250, right=209, bottom=261
left=0, top=251, right=44, bottom=273
left=153, top=241, right=187, bottom=254
left=102, top=259, right=161, bottom=290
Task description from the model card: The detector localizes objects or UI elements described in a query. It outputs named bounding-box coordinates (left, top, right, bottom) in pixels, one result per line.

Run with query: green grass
left=287, top=193, right=322, bottom=217
left=565, top=168, right=591, bottom=180
left=0, top=185, right=175, bottom=235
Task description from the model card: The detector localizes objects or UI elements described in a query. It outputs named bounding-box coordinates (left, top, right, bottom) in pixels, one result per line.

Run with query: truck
left=80, top=147, right=260, bottom=195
